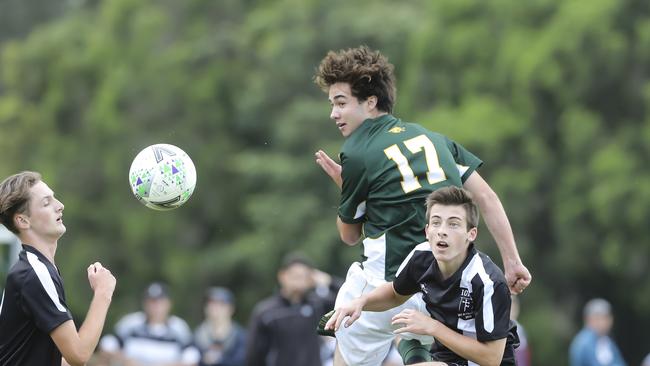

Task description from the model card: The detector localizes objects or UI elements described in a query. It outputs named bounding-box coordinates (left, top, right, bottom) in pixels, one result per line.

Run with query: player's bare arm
left=392, top=309, right=507, bottom=366
left=52, top=262, right=116, bottom=366
left=336, top=217, right=362, bottom=245
left=462, top=172, right=531, bottom=294
left=325, top=282, right=409, bottom=331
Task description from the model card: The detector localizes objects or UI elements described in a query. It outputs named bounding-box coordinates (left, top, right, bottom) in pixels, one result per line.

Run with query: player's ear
left=425, top=224, right=431, bottom=241
left=14, top=214, right=29, bottom=230
left=366, top=95, right=378, bottom=110
left=467, top=227, right=477, bottom=242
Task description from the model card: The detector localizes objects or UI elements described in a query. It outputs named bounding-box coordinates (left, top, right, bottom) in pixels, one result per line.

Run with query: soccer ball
left=128, top=144, right=197, bottom=211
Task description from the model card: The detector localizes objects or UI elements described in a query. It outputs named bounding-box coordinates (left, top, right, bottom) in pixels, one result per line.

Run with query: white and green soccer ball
left=129, top=144, right=197, bottom=211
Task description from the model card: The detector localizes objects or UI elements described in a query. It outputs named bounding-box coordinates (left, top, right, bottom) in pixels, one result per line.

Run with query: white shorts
left=334, top=262, right=434, bottom=366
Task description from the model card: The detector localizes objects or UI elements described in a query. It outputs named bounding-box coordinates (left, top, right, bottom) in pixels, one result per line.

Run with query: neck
left=370, top=111, right=388, bottom=119
left=21, top=235, right=58, bottom=263
left=437, top=256, right=466, bottom=280
left=210, top=318, right=233, bottom=337
left=281, top=289, right=304, bottom=304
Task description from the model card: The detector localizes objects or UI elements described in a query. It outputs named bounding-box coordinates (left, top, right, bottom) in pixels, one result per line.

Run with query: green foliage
left=2, top=0, right=650, bottom=364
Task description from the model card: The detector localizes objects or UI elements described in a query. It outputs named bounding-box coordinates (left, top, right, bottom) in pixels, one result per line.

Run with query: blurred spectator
left=569, top=298, right=626, bottom=366
left=194, top=286, right=246, bottom=366
left=99, top=282, right=200, bottom=366
left=245, top=252, right=340, bottom=366
left=510, top=294, right=531, bottom=366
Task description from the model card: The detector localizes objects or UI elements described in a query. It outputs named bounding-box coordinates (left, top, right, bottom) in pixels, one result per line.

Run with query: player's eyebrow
left=329, top=95, right=347, bottom=103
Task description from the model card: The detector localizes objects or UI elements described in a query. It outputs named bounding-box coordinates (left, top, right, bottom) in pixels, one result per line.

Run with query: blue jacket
left=569, top=328, right=626, bottom=366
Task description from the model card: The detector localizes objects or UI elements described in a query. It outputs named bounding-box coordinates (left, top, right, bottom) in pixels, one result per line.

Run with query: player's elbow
left=478, top=345, right=506, bottom=366
left=62, top=350, right=93, bottom=366
left=340, top=232, right=360, bottom=245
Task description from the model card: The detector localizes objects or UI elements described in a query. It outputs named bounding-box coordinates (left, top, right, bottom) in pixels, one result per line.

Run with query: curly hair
left=0, top=171, right=41, bottom=234
left=314, top=46, right=396, bottom=113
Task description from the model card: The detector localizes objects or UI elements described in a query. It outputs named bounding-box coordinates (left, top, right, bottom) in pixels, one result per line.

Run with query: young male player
left=0, top=171, right=116, bottom=365
left=326, top=186, right=519, bottom=365
left=314, top=46, right=530, bottom=365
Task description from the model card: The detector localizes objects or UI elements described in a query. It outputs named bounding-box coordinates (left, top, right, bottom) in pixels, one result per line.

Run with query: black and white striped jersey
left=394, top=243, right=519, bottom=366
left=0, top=245, right=73, bottom=365
left=101, top=311, right=200, bottom=365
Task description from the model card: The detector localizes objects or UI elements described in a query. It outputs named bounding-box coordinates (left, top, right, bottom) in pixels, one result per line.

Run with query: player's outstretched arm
left=51, top=262, right=116, bottom=366
left=315, top=150, right=342, bottom=189
left=392, top=309, right=507, bottom=366
left=462, top=172, right=531, bottom=294
left=325, top=282, right=409, bottom=331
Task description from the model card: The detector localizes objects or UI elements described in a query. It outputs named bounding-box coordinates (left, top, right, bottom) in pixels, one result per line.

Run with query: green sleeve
left=338, top=150, right=368, bottom=224
left=445, top=136, right=483, bottom=182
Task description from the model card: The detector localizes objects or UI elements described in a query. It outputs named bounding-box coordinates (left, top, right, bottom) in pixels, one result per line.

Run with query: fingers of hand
left=325, top=311, right=338, bottom=330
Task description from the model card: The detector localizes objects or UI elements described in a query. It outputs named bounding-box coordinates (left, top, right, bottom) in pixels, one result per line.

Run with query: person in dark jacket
left=245, top=253, right=340, bottom=366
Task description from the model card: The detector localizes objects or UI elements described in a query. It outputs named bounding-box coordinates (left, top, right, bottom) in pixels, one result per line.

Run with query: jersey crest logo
left=458, top=287, right=474, bottom=320
left=388, top=126, right=406, bottom=134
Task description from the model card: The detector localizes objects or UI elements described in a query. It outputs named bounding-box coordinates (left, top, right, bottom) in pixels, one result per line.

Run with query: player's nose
left=55, top=198, right=64, bottom=212
left=330, top=108, right=339, bottom=120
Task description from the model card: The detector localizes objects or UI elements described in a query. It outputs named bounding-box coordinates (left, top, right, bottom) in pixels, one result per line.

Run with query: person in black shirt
left=245, top=253, right=340, bottom=366
left=326, top=186, right=519, bottom=365
left=0, top=171, right=116, bottom=366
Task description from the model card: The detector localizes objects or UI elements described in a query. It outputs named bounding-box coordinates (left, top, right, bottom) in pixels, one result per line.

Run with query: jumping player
left=314, top=46, right=529, bottom=365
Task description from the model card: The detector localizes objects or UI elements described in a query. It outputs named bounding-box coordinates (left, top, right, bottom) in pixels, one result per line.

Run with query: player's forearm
left=362, top=283, right=405, bottom=312
left=76, top=292, right=112, bottom=360
left=474, top=189, right=521, bottom=266
left=430, top=323, right=506, bottom=366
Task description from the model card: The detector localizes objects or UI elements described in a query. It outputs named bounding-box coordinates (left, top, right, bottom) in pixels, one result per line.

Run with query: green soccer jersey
left=339, top=114, right=483, bottom=281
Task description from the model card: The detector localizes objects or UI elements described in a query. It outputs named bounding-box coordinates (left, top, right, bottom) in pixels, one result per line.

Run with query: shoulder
left=168, top=315, right=193, bottom=339
left=251, top=295, right=282, bottom=317
left=476, top=251, right=507, bottom=283
left=397, top=242, right=432, bottom=277
left=115, top=311, right=147, bottom=333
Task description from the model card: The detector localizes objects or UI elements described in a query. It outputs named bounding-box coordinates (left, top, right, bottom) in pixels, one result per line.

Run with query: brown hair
left=0, top=171, right=42, bottom=234
left=425, top=186, right=479, bottom=230
left=314, top=46, right=396, bottom=113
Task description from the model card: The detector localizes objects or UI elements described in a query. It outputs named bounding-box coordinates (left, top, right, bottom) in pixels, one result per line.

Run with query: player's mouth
left=436, top=241, right=449, bottom=249
left=336, top=122, right=347, bottom=130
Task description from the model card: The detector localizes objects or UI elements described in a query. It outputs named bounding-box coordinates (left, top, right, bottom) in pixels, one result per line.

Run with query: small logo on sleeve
left=388, top=126, right=406, bottom=134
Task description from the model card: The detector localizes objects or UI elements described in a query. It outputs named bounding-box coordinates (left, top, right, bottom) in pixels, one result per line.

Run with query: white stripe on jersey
left=353, top=201, right=366, bottom=219
left=458, top=253, right=495, bottom=333
left=396, top=241, right=430, bottom=277
left=0, top=290, right=4, bottom=315
left=456, top=164, right=470, bottom=176
left=26, top=251, right=67, bottom=312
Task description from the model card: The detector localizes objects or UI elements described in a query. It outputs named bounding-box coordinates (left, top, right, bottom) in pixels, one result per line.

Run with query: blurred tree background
left=1, top=0, right=650, bottom=364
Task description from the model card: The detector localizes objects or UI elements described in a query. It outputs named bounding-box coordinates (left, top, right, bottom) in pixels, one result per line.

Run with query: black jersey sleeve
left=21, top=272, right=72, bottom=333
left=393, top=251, right=430, bottom=296
left=472, top=280, right=511, bottom=342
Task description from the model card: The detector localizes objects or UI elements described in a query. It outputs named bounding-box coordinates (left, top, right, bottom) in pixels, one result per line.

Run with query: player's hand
left=324, top=299, right=364, bottom=331
left=391, top=309, right=438, bottom=336
left=504, top=261, right=531, bottom=295
left=315, top=150, right=342, bottom=189
left=87, top=262, right=116, bottom=299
